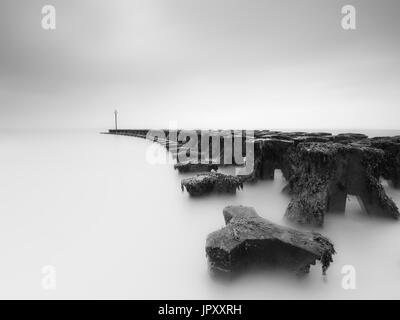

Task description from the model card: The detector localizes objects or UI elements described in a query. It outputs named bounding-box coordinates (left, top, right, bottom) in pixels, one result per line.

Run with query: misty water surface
left=1, top=129, right=400, bottom=299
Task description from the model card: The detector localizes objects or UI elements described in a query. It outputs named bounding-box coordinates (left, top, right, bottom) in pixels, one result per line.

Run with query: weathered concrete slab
left=285, top=142, right=399, bottom=226
left=181, top=172, right=243, bottom=196
left=206, top=206, right=335, bottom=276
left=369, top=136, right=400, bottom=188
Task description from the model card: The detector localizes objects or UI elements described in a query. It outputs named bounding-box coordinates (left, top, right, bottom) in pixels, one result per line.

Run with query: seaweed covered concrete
left=107, top=129, right=400, bottom=226
left=206, top=205, right=335, bottom=276
left=284, top=142, right=399, bottom=225
left=181, top=172, right=243, bottom=196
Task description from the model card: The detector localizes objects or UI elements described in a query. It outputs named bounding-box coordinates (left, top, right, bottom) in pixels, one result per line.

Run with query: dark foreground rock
left=181, top=172, right=243, bottom=196
left=206, top=206, right=335, bottom=276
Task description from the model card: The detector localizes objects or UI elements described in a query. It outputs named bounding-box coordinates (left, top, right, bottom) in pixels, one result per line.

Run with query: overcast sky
left=0, top=0, right=399, bottom=129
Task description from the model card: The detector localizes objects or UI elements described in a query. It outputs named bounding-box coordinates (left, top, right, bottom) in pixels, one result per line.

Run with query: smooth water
left=1, top=129, right=400, bottom=299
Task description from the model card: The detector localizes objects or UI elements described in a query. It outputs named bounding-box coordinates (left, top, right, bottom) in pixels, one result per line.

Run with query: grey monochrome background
left=1, top=0, right=400, bottom=300
left=0, top=0, right=399, bottom=130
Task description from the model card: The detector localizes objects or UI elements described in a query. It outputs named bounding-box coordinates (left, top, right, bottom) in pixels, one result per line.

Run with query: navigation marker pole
left=114, top=110, right=118, bottom=131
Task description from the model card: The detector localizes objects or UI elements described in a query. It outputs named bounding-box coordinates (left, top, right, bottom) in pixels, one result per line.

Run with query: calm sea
left=1, top=129, right=400, bottom=299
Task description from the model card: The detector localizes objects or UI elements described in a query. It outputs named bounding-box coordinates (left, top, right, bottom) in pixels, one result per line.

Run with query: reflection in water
left=0, top=129, right=400, bottom=299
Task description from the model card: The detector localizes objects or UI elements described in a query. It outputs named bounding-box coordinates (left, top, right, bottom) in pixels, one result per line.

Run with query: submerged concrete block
left=206, top=205, right=335, bottom=276
left=181, top=172, right=243, bottom=196
left=284, top=142, right=399, bottom=226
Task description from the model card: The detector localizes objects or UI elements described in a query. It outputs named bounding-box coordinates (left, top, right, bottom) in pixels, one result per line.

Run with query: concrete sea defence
left=108, top=129, right=400, bottom=226
left=107, top=128, right=400, bottom=276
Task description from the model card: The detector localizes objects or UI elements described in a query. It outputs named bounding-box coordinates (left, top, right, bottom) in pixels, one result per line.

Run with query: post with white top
left=114, top=110, right=118, bottom=131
